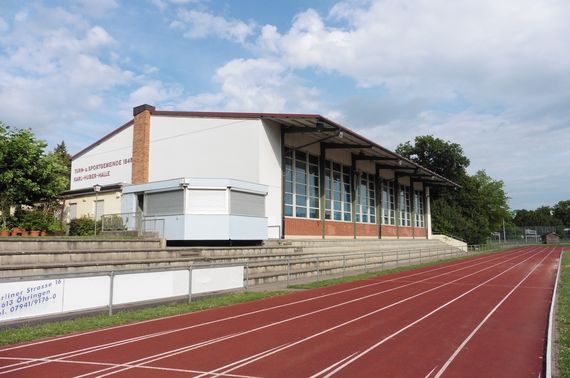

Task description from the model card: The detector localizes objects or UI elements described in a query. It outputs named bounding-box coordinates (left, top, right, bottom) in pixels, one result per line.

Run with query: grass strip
left=0, top=291, right=285, bottom=347
left=558, top=249, right=570, bottom=377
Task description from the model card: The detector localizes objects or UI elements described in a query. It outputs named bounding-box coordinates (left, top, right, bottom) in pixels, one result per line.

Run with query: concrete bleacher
left=0, top=238, right=468, bottom=285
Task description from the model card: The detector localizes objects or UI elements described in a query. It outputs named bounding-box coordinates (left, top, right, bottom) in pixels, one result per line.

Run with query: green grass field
left=557, top=248, right=570, bottom=377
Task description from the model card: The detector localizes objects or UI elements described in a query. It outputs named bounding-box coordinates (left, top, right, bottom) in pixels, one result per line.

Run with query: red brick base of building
left=284, top=218, right=428, bottom=239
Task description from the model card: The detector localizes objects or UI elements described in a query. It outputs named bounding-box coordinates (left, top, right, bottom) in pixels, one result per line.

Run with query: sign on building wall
left=70, top=125, right=134, bottom=190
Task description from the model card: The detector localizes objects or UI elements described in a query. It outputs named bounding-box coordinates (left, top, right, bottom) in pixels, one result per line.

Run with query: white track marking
left=312, top=249, right=553, bottom=377
left=115, top=249, right=544, bottom=378
left=0, top=356, right=259, bottom=377
left=434, top=247, right=561, bottom=378
left=424, top=366, right=438, bottom=378
left=546, top=249, right=563, bottom=378
left=0, top=246, right=527, bottom=355
left=0, top=248, right=530, bottom=376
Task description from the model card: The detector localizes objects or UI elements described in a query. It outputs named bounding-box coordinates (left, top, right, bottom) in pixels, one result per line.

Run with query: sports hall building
left=62, top=105, right=457, bottom=241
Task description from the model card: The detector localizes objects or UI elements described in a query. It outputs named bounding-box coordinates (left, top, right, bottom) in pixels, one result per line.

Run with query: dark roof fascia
left=72, top=120, right=134, bottom=160
left=60, top=184, right=123, bottom=198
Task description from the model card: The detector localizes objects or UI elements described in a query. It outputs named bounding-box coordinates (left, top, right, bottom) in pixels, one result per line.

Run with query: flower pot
left=40, top=231, right=47, bottom=237
left=0, top=230, right=9, bottom=237
left=11, top=228, right=24, bottom=237
left=29, top=230, right=41, bottom=237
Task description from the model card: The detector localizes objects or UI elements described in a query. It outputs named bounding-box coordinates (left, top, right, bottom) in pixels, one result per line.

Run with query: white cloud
left=78, top=0, right=118, bottom=18
left=0, top=5, right=135, bottom=151
left=172, top=9, right=255, bottom=43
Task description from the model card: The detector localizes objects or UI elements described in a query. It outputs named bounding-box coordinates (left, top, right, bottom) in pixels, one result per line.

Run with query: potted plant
left=0, top=228, right=9, bottom=237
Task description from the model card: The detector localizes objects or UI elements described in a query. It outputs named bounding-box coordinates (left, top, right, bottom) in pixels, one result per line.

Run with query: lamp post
left=93, top=184, right=101, bottom=236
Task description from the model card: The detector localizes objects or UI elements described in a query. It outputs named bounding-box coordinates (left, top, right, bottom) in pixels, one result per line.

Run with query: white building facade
left=62, top=105, right=457, bottom=241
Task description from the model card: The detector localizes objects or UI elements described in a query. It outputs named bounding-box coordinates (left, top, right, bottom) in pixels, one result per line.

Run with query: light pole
left=93, top=184, right=101, bottom=236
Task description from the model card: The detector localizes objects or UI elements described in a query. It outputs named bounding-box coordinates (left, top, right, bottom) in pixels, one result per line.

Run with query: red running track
left=0, top=245, right=562, bottom=377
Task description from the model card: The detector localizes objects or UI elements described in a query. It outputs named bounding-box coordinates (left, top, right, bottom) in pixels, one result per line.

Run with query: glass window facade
left=356, top=173, right=376, bottom=224
left=414, top=190, right=425, bottom=227
left=382, top=181, right=395, bottom=225
left=284, top=148, right=320, bottom=219
left=325, top=161, right=352, bottom=221
left=399, top=185, right=412, bottom=226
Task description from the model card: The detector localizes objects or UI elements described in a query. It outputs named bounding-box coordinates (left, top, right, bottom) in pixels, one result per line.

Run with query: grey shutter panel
left=230, top=191, right=265, bottom=217
left=145, top=190, right=184, bottom=216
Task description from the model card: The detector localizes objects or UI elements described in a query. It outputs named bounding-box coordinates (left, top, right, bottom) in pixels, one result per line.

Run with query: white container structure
left=122, top=178, right=268, bottom=241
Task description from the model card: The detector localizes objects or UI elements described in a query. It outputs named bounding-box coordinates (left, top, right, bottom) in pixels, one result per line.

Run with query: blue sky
left=1, top=0, right=569, bottom=210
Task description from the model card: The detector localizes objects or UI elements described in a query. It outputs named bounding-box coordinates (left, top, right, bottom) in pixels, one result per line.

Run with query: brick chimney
left=131, top=104, right=155, bottom=184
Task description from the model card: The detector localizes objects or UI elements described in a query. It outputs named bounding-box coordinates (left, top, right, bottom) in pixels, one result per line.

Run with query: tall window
left=414, top=190, right=425, bottom=227
left=284, top=148, right=320, bottom=219
left=382, top=181, right=395, bottom=225
left=399, top=185, right=412, bottom=226
left=325, top=161, right=351, bottom=221
left=356, top=173, right=376, bottom=223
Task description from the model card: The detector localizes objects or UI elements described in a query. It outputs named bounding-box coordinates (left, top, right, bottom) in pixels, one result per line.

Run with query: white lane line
left=307, top=352, right=359, bottom=378
left=159, top=250, right=545, bottom=378
left=78, top=249, right=539, bottom=378
left=0, top=247, right=529, bottom=375
left=424, top=365, right=438, bottom=378
left=546, top=248, right=563, bottom=378
left=0, top=356, right=259, bottom=377
left=193, top=343, right=293, bottom=378
left=433, top=247, right=558, bottom=378
left=312, top=249, right=553, bottom=378
left=0, top=245, right=527, bottom=355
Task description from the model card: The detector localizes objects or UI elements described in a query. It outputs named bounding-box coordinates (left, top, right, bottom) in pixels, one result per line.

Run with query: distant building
left=542, top=232, right=560, bottom=244
left=61, top=105, right=458, bottom=242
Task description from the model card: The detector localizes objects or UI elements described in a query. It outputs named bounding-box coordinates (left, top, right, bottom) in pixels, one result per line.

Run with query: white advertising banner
left=0, top=265, right=245, bottom=323
left=62, top=276, right=110, bottom=312
left=112, top=270, right=189, bottom=305
left=192, top=266, right=244, bottom=294
left=0, top=279, right=65, bottom=322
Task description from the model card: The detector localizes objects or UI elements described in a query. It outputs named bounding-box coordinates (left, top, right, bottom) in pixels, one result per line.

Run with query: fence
left=0, top=263, right=244, bottom=324
left=101, top=213, right=165, bottom=238
left=0, top=243, right=505, bottom=324
left=491, top=225, right=570, bottom=243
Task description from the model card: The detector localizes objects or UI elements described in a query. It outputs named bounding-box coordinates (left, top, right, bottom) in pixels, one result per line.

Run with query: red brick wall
left=284, top=218, right=322, bottom=236
left=325, top=221, right=353, bottom=236
left=414, top=228, right=427, bottom=237
left=382, top=225, right=398, bottom=237
left=132, top=109, right=151, bottom=184
left=356, top=223, right=379, bottom=237
left=399, top=227, right=414, bottom=237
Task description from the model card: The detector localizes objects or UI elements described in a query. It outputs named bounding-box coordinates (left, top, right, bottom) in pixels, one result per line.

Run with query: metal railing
left=101, top=213, right=165, bottom=238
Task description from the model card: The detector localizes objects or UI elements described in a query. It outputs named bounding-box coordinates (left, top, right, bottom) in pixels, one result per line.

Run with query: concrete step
left=0, top=239, right=164, bottom=252
left=0, top=257, right=199, bottom=279
left=0, top=249, right=200, bottom=265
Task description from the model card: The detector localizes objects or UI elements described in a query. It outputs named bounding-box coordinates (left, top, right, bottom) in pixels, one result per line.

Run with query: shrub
left=69, top=217, right=101, bottom=236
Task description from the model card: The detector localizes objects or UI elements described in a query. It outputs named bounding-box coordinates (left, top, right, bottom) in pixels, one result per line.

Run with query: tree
left=553, top=200, right=570, bottom=225
left=513, top=206, right=562, bottom=226
left=396, top=135, right=510, bottom=244
left=396, top=135, right=470, bottom=183
left=0, top=123, right=68, bottom=228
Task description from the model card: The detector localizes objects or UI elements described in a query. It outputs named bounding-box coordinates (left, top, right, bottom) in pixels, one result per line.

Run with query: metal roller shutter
left=230, top=190, right=265, bottom=217
left=145, top=190, right=184, bottom=216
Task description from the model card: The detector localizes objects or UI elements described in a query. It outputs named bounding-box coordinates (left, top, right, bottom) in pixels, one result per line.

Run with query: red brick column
left=131, top=104, right=154, bottom=184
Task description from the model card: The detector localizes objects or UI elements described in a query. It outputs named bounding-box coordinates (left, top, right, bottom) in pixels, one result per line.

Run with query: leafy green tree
left=513, top=206, right=562, bottom=226
left=0, top=123, right=68, bottom=228
left=397, top=135, right=510, bottom=244
left=396, top=135, right=470, bottom=183
left=554, top=200, right=570, bottom=225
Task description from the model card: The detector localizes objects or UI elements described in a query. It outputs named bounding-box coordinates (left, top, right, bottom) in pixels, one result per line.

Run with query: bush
left=101, top=215, right=126, bottom=231
left=15, top=209, right=62, bottom=231
left=69, top=217, right=101, bottom=236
